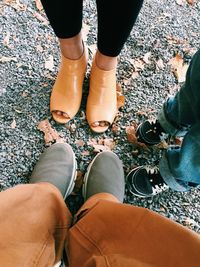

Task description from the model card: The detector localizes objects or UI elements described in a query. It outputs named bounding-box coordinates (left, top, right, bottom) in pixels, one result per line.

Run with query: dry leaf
left=103, top=138, right=116, bottom=150
left=3, top=32, right=10, bottom=47
left=111, top=124, right=120, bottom=134
left=184, top=218, right=199, bottom=229
left=37, top=119, right=65, bottom=144
left=156, top=58, right=165, bottom=70
left=126, top=125, right=149, bottom=150
left=32, top=11, right=48, bottom=24
left=81, top=150, right=90, bottom=156
left=156, top=140, right=169, bottom=149
left=168, top=54, right=189, bottom=83
left=72, top=171, right=84, bottom=193
left=117, top=93, right=125, bottom=109
left=116, top=84, right=125, bottom=109
left=45, top=55, right=54, bottom=71
left=11, top=119, right=16, bottom=129
left=187, top=0, right=196, bottom=5
left=36, top=45, right=43, bottom=53
left=92, top=144, right=110, bottom=152
left=75, top=139, right=85, bottom=147
left=166, top=35, right=188, bottom=45
left=35, top=0, right=43, bottom=11
left=0, top=56, right=17, bottom=63
left=131, top=58, right=145, bottom=72
left=176, top=0, right=184, bottom=5
left=88, top=138, right=115, bottom=152
left=4, top=0, right=27, bottom=11
left=143, top=52, right=151, bottom=64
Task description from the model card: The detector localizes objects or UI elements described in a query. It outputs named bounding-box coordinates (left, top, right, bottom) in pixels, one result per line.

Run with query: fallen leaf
left=156, top=58, right=165, bottom=70
left=187, top=0, right=196, bottom=5
left=37, top=119, right=65, bottom=144
left=32, top=11, right=49, bottom=24
left=176, top=0, right=184, bottom=5
left=116, top=84, right=125, bottom=109
left=3, top=32, right=10, bottom=47
left=156, top=140, right=169, bottom=149
left=168, top=54, right=189, bottom=83
left=4, top=0, right=27, bottom=11
left=0, top=56, right=17, bottom=63
left=166, top=35, right=188, bottom=45
left=143, top=52, right=151, bottom=64
left=135, top=108, right=156, bottom=117
left=111, top=124, right=120, bottom=134
left=184, top=218, right=199, bottom=229
left=103, top=138, right=116, bottom=150
left=35, top=0, right=43, bottom=11
left=81, top=150, right=90, bottom=156
left=88, top=138, right=115, bottom=152
left=126, top=125, right=149, bottom=150
left=72, top=171, right=84, bottom=193
left=11, top=119, right=16, bottom=129
left=75, top=139, right=85, bottom=147
left=36, top=44, right=44, bottom=52
left=92, top=144, right=110, bottom=152
left=45, top=55, right=54, bottom=71
left=131, top=58, right=145, bottom=72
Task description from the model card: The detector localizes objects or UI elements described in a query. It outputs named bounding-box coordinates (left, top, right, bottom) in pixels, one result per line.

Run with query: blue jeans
left=157, top=49, right=200, bottom=191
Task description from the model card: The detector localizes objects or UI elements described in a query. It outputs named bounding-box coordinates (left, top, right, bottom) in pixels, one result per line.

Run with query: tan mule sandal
left=86, top=59, right=117, bottom=133
left=50, top=49, right=88, bottom=124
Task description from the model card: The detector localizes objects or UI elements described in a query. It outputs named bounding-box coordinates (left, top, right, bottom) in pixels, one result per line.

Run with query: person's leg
left=137, top=48, right=200, bottom=145
left=41, top=0, right=84, bottom=58
left=87, top=0, right=144, bottom=133
left=0, top=143, right=77, bottom=266
left=0, top=183, right=71, bottom=267
left=131, top=49, right=200, bottom=195
left=159, top=123, right=200, bottom=190
left=66, top=153, right=200, bottom=267
left=156, top=50, right=200, bottom=189
left=40, top=0, right=87, bottom=124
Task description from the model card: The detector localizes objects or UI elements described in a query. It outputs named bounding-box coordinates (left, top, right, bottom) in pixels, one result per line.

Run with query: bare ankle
left=59, top=32, right=83, bottom=60
left=95, top=50, right=117, bottom=71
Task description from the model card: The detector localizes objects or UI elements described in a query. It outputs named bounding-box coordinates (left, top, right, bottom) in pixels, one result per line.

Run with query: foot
left=82, top=151, right=125, bottom=202
left=136, top=120, right=168, bottom=145
left=90, top=51, right=118, bottom=131
left=86, top=54, right=117, bottom=133
left=30, top=143, right=77, bottom=200
left=126, top=166, right=169, bottom=197
left=50, top=32, right=87, bottom=123
left=50, top=49, right=87, bottom=123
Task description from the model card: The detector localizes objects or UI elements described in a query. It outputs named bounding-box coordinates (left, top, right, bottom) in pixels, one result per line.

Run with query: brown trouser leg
left=68, top=193, right=200, bottom=267
left=0, top=186, right=199, bottom=267
left=0, top=183, right=72, bottom=267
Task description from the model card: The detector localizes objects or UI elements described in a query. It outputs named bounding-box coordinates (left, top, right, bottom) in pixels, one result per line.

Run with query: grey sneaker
left=30, top=143, right=77, bottom=200
left=82, top=151, right=125, bottom=202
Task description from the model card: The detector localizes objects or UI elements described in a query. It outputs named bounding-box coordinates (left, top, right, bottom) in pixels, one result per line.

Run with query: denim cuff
left=159, top=151, right=190, bottom=192
left=157, top=98, right=188, bottom=137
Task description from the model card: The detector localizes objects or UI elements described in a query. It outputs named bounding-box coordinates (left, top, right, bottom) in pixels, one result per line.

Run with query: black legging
left=41, top=0, right=143, bottom=57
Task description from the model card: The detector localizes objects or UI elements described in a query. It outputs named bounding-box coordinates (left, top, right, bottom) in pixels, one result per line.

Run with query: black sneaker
left=136, top=120, right=168, bottom=145
left=126, top=166, right=169, bottom=197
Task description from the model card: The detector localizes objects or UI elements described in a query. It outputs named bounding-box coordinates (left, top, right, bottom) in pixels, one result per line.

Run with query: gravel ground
left=0, top=0, right=200, bottom=232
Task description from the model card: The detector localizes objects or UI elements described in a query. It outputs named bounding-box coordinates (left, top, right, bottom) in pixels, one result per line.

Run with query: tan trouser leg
left=68, top=193, right=200, bottom=267
left=0, top=183, right=72, bottom=267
